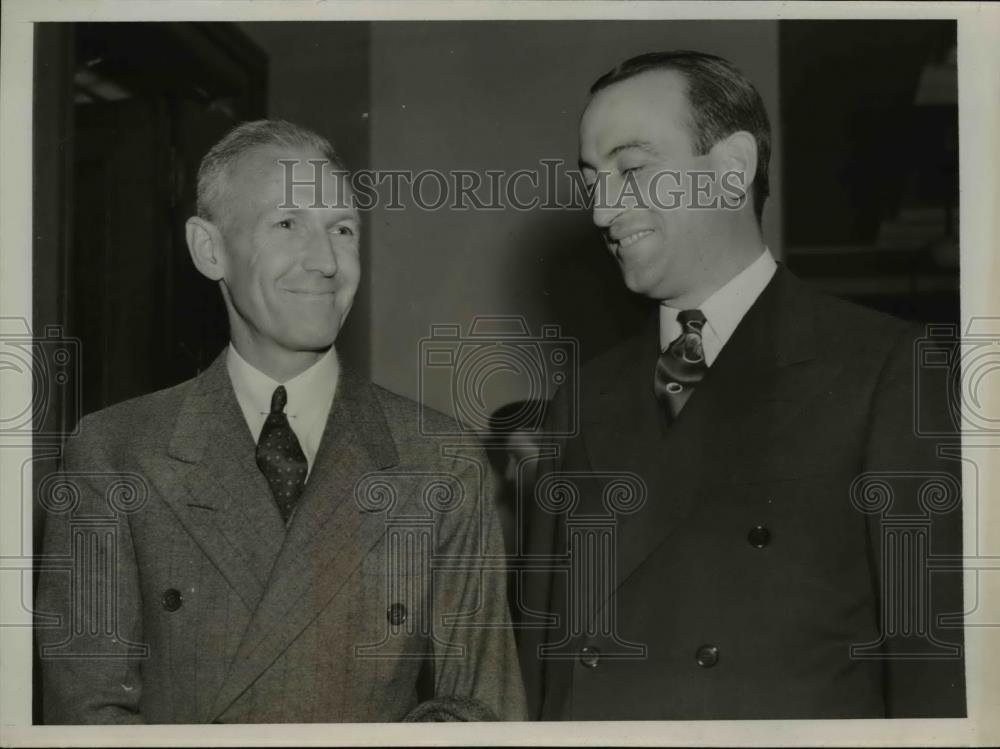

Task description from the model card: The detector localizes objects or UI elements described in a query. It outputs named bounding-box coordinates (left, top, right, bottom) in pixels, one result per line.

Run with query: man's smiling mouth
left=284, top=288, right=336, bottom=297
left=617, top=229, right=653, bottom=248
left=609, top=229, right=654, bottom=257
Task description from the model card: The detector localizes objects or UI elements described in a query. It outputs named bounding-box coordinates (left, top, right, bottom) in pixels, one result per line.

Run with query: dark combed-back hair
left=196, top=119, right=345, bottom=227
left=590, top=51, right=771, bottom=224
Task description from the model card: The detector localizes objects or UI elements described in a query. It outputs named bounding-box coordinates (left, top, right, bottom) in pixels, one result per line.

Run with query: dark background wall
left=779, top=21, right=959, bottom=322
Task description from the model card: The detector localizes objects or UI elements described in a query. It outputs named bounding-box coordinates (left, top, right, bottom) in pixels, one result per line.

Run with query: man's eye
left=621, top=165, right=643, bottom=176
left=276, top=219, right=294, bottom=229
left=332, top=225, right=356, bottom=237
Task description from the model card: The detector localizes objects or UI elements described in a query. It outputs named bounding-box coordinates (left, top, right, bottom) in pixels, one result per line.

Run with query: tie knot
left=270, top=385, right=288, bottom=414
left=677, top=309, right=706, bottom=333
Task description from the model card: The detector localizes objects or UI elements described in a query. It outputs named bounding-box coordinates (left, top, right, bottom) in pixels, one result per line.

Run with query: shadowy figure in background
left=486, top=399, right=550, bottom=638
left=487, top=399, right=550, bottom=555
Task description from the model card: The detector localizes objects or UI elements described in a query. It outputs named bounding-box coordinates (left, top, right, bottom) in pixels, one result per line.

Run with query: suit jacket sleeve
left=430, top=449, right=528, bottom=720
left=863, top=324, right=966, bottom=717
left=35, top=423, right=146, bottom=724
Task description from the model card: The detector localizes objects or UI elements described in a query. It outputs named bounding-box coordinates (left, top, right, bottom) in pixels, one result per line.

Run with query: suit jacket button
left=162, top=588, right=183, bottom=612
left=387, top=603, right=407, bottom=625
left=580, top=646, right=600, bottom=669
left=695, top=644, right=719, bottom=668
left=748, top=525, right=771, bottom=549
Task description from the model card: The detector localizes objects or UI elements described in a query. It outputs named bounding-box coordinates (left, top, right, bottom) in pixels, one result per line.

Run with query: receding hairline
left=591, top=64, right=689, bottom=97
left=195, top=119, right=345, bottom=227
left=200, top=148, right=345, bottom=233
left=224, top=142, right=338, bottom=185
left=579, top=68, right=699, bottom=157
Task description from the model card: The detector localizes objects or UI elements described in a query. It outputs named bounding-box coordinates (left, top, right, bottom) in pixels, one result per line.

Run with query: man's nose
left=302, top=229, right=339, bottom=275
left=591, top=175, right=626, bottom=228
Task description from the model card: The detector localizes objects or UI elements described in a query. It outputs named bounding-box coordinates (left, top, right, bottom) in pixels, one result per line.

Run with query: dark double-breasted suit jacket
left=519, top=266, right=965, bottom=720
left=36, top=351, right=527, bottom=723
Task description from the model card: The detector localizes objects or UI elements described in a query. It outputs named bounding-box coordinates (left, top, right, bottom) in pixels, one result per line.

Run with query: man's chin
left=283, top=327, right=341, bottom=353
left=619, top=263, right=674, bottom=301
left=299, top=336, right=339, bottom=353
left=293, top=312, right=348, bottom=348
left=621, top=271, right=657, bottom=299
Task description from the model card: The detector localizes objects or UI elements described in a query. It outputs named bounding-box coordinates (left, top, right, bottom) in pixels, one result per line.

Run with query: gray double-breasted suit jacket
left=36, top=350, right=527, bottom=723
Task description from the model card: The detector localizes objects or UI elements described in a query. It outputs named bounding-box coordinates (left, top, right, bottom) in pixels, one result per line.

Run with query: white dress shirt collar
left=226, top=344, right=340, bottom=473
left=659, top=248, right=778, bottom=366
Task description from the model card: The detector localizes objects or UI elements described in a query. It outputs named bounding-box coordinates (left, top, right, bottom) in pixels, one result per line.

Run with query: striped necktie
left=654, top=309, right=708, bottom=419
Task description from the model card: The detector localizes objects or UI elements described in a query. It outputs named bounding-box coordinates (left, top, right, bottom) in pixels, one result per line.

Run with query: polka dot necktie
left=654, top=309, right=708, bottom=419
left=255, top=385, right=308, bottom=524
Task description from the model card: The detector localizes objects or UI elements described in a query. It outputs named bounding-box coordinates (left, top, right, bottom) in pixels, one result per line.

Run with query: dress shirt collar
left=225, top=343, right=340, bottom=462
left=227, top=344, right=337, bottom=417
left=659, top=248, right=778, bottom=366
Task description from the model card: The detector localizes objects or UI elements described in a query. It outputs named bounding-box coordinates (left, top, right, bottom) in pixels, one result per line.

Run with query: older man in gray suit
left=36, top=120, right=526, bottom=723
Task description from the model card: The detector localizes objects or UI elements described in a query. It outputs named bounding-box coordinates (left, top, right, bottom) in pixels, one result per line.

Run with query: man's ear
left=185, top=216, right=225, bottom=281
left=712, top=131, right=758, bottom=204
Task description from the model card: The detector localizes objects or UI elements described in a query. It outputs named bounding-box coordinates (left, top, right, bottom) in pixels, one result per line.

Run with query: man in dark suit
left=520, top=51, right=964, bottom=720
left=35, top=120, right=526, bottom=723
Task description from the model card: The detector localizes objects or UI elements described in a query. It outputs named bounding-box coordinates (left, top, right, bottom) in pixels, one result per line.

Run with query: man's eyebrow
left=607, top=140, right=659, bottom=159
left=269, top=206, right=358, bottom=219
left=578, top=140, right=660, bottom=171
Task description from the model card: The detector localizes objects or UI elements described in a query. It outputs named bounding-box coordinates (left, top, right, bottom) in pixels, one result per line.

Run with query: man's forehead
left=579, top=69, right=691, bottom=161
left=231, top=145, right=339, bottom=186
left=228, top=145, right=352, bottom=211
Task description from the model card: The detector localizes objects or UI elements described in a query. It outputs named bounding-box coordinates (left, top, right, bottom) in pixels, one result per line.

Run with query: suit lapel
left=150, top=351, right=285, bottom=612
left=694, top=266, right=828, bottom=483
left=209, top=370, right=399, bottom=721
left=583, top=267, right=827, bottom=596
left=579, top=310, right=720, bottom=592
